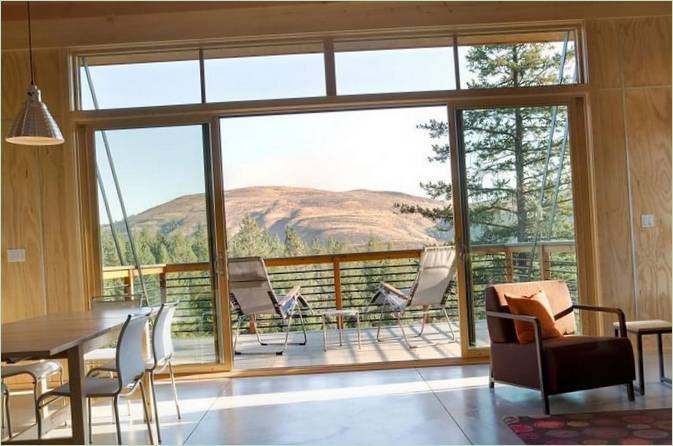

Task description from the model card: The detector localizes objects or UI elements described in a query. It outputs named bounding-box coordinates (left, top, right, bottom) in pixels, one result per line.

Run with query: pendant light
left=6, top=2, right=63, bottom=146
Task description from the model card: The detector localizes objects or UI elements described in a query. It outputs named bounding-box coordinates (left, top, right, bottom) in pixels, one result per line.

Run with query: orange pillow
left=504, top=290, right=563, bottom=344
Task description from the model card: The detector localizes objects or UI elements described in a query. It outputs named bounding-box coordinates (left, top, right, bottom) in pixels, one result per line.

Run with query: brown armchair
left=485, top=280, right=635, bottom=414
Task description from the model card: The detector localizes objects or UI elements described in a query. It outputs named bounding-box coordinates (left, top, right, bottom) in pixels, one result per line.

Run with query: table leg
left=637, top=334, right=645, bottom=395
left=67, top=344, right=89, bottom=444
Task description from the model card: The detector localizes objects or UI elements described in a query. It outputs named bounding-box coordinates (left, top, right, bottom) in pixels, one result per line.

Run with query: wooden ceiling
left=0, top=1, right=320, bottom=21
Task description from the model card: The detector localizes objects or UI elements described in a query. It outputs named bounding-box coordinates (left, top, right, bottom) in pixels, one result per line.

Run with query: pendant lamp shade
left=5, top=2, right=64, bottom=146
left=6, top=84, right=64, bottom=146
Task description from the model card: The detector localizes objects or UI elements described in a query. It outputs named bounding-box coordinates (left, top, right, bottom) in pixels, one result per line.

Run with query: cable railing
left=100, top=240, right=576, bottom=337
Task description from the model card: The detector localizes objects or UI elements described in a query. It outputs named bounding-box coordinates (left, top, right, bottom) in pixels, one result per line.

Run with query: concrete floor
left=4, top=353, right=671, bottom=445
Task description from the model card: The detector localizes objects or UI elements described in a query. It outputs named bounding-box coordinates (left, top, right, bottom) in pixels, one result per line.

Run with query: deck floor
left=172, top=321, right=489, bottom=370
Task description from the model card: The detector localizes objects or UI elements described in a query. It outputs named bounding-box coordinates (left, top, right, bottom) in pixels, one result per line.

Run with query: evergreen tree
left=402, top=40, right=575, bottom=244
left=284, top=226, right=306, bottom=257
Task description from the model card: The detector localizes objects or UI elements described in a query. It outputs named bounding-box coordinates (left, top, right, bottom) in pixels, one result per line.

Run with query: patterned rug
left=504, top=408, right=672, bottom=445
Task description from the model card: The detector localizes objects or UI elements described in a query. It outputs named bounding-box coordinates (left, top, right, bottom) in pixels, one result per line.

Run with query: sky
left=91, top=47, right=459, bottom=222
left=90, top=42, right=572, bottom=222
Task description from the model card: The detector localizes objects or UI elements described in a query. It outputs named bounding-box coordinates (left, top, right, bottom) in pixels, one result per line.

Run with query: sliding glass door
left=455, top=104, right=579, bottom=348
left=94, top=124, right=219, bottom=364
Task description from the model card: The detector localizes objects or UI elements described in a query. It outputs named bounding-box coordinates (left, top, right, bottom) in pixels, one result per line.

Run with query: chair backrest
left=115, top=314, right=151, bottom=388
left=485, top=280, right=576, bottom=343
left=409, top=246, right=457, bottom=306
left=228, top=257, right=278, bottom=315
left=151, top=302, right=178, bottom=368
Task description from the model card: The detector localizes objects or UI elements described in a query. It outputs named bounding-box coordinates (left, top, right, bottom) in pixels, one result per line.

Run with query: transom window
left=76, top=28, right=581, bottom=110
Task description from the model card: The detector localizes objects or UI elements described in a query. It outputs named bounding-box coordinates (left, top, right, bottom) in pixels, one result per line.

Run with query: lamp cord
left=27, top=1, right=35, bottom=85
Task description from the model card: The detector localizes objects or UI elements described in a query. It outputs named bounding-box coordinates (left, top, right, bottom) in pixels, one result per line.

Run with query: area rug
left=504, top=408, right=672, bottom=445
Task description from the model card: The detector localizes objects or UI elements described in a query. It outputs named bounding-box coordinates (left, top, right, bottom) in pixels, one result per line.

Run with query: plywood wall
left=586, top=16, right=672, bottom=347
left=1, top=48, right=85, bottom=323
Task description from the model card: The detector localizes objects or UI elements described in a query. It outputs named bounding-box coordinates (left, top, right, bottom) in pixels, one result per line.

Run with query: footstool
left=613, top=319, right=672, bottom=395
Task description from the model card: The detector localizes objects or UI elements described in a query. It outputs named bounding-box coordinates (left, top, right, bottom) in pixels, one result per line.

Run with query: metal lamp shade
left=6, top=84, right=64, bottom=146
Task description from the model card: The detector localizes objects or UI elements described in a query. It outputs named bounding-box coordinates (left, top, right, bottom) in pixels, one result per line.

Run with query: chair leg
left=138, top=381, right=155, bottom=445
left=233, top=315, right=243, bottom=355
left=414, top=310, right=427, bottom=337
left=4, top=388, right=12, bottom=439
left=489, top=364, right=495, bottom=389
left=627, top=382, right=635, bottom=401
left=396, top=312, right=415, bottom=349
left=87, top=397, right=92, bottom=440
left=356, top=312, right=362, bottom=349
left=168, top=360, right=181, bottom=420
left=542, top=392, right=550, bottom=415
left=112, top=396, right=122, bottom=445
left=278, top=312, right=296, bottom=356
left=298, top=307, right=307, bottom=345
left=376, top=305, right=386, bottom=342
left=35, top=395, right=43, bottom=440
left=442, top=308, right=457, bottom=341
left=149, top=373, right=162, bottom=444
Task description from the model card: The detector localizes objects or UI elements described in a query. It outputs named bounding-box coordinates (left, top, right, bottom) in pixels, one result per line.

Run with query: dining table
left=1, top=306, right=156, bottom=444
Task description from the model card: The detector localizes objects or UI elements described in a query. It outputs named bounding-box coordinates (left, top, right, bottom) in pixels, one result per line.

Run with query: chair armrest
left=486, top=310, right=547, bottom=392
left=380, top=282, right=410, bottom=300
left=285, top=285, right=302, bottom=299
left=554, top=304, right=627, bottom=337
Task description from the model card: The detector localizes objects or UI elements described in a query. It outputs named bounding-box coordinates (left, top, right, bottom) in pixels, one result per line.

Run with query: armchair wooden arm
left=554, top=304, right=627, bottom=337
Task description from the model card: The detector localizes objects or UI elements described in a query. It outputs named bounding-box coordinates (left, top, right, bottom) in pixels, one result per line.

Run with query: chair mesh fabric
left=409, top=246, right=457, bottom=306
left=152, top=303, right=177, bottom=367
left=115, top=315, right=150, bottom=388
left=228, top=257, right=279, bottom=316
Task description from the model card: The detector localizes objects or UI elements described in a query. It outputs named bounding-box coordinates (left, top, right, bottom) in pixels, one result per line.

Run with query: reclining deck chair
left=229, top=257, right=311, bottom=356
left=369, top=246, right=457, bottom=349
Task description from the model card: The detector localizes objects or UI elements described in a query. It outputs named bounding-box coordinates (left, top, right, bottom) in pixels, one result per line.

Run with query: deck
left=173, top=321, right=489, bottom=370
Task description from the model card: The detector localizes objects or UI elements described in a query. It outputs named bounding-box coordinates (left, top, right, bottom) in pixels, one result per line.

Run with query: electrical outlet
left=641, top=214, right=655, bottom=228
left=7, top=249, right=26, bottom=263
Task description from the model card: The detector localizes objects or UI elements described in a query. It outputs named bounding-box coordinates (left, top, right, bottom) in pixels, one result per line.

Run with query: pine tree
left=402, top=40, right=575, bottom=244
left=284, top=226, right=306, bottom=257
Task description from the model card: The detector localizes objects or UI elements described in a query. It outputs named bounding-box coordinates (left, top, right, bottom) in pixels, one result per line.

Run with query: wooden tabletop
left=1, top=307, right=154, bottom=360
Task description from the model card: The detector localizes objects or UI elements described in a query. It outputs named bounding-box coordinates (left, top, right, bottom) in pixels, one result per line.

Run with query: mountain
left=119, top=186, right=450, bottom=247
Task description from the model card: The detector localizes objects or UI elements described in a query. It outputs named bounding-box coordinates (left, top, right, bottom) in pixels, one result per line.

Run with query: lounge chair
left=228, top=257, right=311, bottom=356
left=369, top=246, right=457, bottom=348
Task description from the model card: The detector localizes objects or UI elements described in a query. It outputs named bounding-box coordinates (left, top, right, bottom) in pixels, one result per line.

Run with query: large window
left=75, top=28, right=581, bottom=110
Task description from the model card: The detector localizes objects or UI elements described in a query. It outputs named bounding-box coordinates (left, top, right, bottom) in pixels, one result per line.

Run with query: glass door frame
left=78, top=117, right=233, bottom=371
left=76, top=92, right=594, bottom=372
left=448, top=95, right=598, bottom=358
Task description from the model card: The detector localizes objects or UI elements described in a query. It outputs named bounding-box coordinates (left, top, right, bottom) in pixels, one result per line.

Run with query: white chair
left=89, top=303, right=182, bottom=444
left=36, top=315, right=154, bottom=444
left=229, top=257, right=311, bottom=356
left=369, top=246, right=458, bottom=349
left=1, top=360, right=63, bottom=434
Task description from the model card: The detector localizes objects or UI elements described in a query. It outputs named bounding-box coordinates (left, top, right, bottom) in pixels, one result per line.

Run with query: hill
left=118, top=186, right=450, bottom=248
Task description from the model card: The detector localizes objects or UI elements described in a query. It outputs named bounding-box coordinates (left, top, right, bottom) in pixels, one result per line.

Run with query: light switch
left=641, top=214, right=655, bottom=228
left=7, top=249, right=26, bottom=263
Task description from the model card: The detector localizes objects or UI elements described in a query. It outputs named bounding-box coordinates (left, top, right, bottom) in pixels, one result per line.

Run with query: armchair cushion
left=505, top=290, right=563, bottom=343
left=490, top=335, right=635, bottom=394
left=542, top=335, right=635, bottom=394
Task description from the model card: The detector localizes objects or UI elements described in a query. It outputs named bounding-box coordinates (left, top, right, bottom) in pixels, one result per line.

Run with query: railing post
left=248, top=315, right=257, bottom=334
left=504, top=248, right=514, bottom=282
left=541, top=245, right=551, bottom=280
left=159, top=269, right=167, bottom=304
left=333, top=258, right=343, bottom=328
left=123, top=267, right=135, bottom=301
